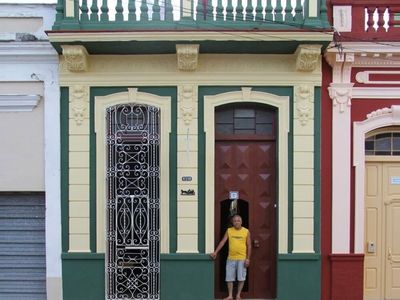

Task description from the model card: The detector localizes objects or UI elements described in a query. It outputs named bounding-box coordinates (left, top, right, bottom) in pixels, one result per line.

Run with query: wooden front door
left=364, top=161, right=400, bottom=300
left=214, top=104, right=277, bottom=299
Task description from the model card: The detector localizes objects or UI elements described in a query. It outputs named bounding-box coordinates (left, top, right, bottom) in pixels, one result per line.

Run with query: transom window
left=365, top=132, right=400, bottom=155
left=215, top=103, right=276, bottom=136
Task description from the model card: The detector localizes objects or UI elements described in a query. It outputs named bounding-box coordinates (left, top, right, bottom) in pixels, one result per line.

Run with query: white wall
left=0, top=82, right=45, bottom=191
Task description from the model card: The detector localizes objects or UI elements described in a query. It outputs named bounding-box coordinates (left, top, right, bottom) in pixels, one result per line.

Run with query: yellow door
left=384, top=164, right=400, bottom=300
left=365, top=161, right=400, bottom=300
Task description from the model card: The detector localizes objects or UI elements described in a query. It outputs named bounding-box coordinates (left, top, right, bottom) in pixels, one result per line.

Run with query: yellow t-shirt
left=227, top=227, right=249, bottom=260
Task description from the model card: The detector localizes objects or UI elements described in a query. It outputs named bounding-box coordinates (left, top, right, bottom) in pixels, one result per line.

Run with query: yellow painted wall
left=61, top=51, right=321, bottom=254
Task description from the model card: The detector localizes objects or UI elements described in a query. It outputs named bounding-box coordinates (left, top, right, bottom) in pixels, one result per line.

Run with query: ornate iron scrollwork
left=106, top=104, right=160, bottom=300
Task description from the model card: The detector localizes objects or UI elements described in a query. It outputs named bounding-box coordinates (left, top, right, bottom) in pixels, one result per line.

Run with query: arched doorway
left=214, top=103, right=277, bottom=299
left=364, top=129, right=400, bottom=300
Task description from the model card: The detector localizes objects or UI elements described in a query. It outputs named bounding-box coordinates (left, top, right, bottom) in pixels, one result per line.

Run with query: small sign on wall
left=182, top=176, right=192, bottom=182
left=391, top=176, right=400, bottom=185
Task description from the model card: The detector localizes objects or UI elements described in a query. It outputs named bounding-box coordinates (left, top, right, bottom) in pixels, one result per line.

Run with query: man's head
left=231, top=214, right=242, bottom=229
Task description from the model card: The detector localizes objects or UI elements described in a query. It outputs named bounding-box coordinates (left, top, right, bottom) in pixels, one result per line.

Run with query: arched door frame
left=353, top=105, right=400, bottom=253
left=94, top=88, right=171, bottom=253
left=204, top=87, right=290, bottom=254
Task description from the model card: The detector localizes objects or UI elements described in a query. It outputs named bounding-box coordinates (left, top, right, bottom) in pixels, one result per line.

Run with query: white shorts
left=225, top=259, right=247, bottom=282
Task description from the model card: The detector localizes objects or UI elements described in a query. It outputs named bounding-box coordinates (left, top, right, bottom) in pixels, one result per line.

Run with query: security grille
left=106, top=104, right=160, bottom=300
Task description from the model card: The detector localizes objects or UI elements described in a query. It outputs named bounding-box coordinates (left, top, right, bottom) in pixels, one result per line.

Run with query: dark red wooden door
left=214, top=104, right=277, bottom=299
left=214, top=140, right=277, bottom=299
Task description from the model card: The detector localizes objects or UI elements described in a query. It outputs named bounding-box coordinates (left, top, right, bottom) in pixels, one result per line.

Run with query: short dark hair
left=231, top=214, right=242, bottom=220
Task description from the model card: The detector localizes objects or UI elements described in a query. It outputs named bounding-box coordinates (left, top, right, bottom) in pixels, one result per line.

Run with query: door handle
left=253, top=239, right=260, bottom=248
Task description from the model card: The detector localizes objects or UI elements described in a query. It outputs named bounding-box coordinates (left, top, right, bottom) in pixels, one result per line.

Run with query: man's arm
left=245, top=231, right=252, bottom=267
left=210, top=232, right=228, bottom=259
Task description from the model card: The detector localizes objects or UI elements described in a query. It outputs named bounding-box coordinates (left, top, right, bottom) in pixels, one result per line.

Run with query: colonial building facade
left=323, top=1, right=400, bottom=300
left=46, top=0, right=332, bottom=299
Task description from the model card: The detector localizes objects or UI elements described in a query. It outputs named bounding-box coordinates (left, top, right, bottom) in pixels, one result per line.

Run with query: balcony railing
left=53, top=0, right=330, bottom=30
left=332, top=0, right=400, bottom=41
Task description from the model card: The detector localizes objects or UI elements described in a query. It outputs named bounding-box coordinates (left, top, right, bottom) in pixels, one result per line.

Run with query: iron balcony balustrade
left=52, top=0, right=330, bottom=30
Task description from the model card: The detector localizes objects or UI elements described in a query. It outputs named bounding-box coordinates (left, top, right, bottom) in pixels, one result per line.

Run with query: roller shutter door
left=0, top=193, right=46, bottom=300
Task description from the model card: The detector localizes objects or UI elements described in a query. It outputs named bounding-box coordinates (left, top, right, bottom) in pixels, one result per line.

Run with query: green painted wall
left=62, top=253, right=105, bottom=300
left=61, top=254, right=213, bottom=300
left=277, top=254, right=321, bottom=300
left=160, top=254, right=213, bottom=300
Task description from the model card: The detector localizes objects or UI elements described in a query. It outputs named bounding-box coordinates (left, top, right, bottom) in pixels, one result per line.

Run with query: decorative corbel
left=295, top=44, right=322, bottom=72
left=61, top=45, right=89, bottom=72
left=295, top=85, right=313, bottom=126
left=176, top=44, right=199, bottom=71
left=328, top=83, right=354, bottom=113
left=71, top=85, right=89, bottom=125
left=179, top=85, right=196, bottom=126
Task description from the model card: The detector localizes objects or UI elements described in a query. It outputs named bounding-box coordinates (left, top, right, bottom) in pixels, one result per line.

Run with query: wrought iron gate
left=106, top=104, right=160, bottom=300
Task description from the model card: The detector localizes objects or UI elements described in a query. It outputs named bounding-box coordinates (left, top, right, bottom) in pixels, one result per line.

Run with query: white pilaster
left=329, top=82, right=353, bottom=253
left=326, top=51, right=354, bottom=254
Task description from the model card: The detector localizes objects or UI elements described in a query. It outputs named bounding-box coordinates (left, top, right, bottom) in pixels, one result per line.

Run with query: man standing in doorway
left=211, top=214, right=252, bottom=300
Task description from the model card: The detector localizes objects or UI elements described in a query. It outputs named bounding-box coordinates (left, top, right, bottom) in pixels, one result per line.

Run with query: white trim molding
left=353, top=105, right=400, bottom=254
left=204, top=87, right=290, bottom=254
left=0, top=94, right=41, bottom=112
left=95, top=89, right=171, bottom=254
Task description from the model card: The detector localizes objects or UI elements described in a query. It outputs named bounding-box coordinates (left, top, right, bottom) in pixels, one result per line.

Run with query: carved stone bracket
left=62, top=45, right=89, bottom=72
left=295, top=85, right=313, bottom=126
left=71, top=85, right=89, bottom=125
left=295, top=44, right=322, bottom=72
left=176, top=44, right=199, bottom=71
left=179, top=85, right=196, bottom=126
left=328, top=83, right=354, bottom=113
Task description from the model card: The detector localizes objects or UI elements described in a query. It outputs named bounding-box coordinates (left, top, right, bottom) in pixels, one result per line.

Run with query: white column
left=329, top=82, right=354, bottom=253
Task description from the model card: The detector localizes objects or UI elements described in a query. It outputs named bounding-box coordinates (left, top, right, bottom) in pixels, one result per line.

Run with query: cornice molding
left=176, top=44, right=199, bottom=71
left=325, top=42, right=400, bottom=67
left=0, top=42, right=58, bottom=63
left=61, top=45, right=89, bottom=72
left=48, top=31, right=333, bottom=43
left=0, top=94, right=41, bottom=112
left=295, top=44, right=322, bottom=72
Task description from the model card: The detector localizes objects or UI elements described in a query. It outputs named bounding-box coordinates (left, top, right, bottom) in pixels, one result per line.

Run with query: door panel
left=364, top=163, right=383, bottom=299
left=384, top=165, right=400, bottom=299
left=215, top=140, right=276, bottom=299
left=365, top=162, right=400, bottom=300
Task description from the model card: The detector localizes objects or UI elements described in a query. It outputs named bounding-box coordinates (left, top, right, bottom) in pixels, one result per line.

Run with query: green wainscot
left=277, top=254, right=321, bottom=300
left=62, top=253, right=213, bottom=300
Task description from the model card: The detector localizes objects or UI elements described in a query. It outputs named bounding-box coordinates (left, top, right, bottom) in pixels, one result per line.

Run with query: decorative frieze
left=367, top=105, right=400, bottom=120
left=179, top=85, right=196, bottom=126
left=70, top=85, right=89, bottom=125
left=295, top=44, right=322, bottom=72
left=61, top=45, right=89, bottom=72
left=328, top=83, right=354, bottom=113
left=295, top=85, right=313, bottom=126
left=176, top=44, right=199, bottom=71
